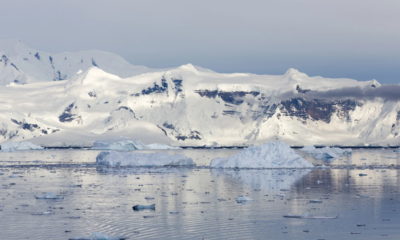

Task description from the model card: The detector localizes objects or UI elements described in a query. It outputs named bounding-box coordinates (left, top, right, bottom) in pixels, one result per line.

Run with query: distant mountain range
left=0, top=40, right=399, bottom=147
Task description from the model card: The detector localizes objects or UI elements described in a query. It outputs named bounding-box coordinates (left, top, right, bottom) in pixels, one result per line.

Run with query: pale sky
left=0, top=0, right=399, bottom=83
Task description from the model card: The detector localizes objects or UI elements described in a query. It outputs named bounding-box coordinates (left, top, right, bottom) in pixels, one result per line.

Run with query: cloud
left=295, top=85, right=400, bottom=101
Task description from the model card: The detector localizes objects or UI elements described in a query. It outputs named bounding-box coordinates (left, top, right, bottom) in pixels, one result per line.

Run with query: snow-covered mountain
left=0, top=41, right=399, bottom=147
left=0, top=39, right=152, bottom=85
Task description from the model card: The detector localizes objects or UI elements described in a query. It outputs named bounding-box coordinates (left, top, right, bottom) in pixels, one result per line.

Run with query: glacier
left=0, top=40, right=399, bottom=147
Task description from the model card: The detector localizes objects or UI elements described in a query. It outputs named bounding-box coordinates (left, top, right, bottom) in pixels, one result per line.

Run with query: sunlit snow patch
left=300, top=146, right=352, bottom=161
left=0, top=141, right=44, bottom=152
left=210, top=141, right=313, bottom=169
left=96, top=151, right=195, bottom=167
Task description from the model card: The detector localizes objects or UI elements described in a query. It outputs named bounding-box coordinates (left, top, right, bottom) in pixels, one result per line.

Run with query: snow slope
left=0, top=39, right=153, bottom=85
left=0, top=41, right=399, bottom=147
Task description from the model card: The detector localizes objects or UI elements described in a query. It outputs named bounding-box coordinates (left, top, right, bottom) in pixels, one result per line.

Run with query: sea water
left=0, top=149, right=399, bottom=239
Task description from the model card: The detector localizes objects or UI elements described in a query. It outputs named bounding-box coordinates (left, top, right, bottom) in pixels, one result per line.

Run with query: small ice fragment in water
left=132, top=204, right=156, bottom=211
left=35, top=192, right=64, bottom=200
left=309, top=199, right=323, bottom=203
left=31, top=211, right=54, bottom=216
left=283, top=215, right=337, bottom=219
left=283, top=215, right=303, bottom=218
left=235, top=196, right=253, bottom=204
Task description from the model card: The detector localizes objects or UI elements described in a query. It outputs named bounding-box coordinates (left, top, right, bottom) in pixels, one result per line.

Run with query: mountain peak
left=177, top=63, right=199, bottom=72
left=284, top=68, right=303, bottom=76
left=66, top=66, right=120, bottom=89
left=283, top=68, right=308, bottom=82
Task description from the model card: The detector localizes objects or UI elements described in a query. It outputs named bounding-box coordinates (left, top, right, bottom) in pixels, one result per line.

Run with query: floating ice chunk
left=92, top=140, right=179, bottom=151
left=210, top=141, right=313, bottom=169
left=132, top=204, right=156, bottom=211
left=300, top=146, right=352, bottom=161
left=0, top=141, right=43, bottom=152
left=235, top=196, right=253, bottom=203
left=35, top=192, right=64, bottom=200
left=96, top=151, right=195, bottom=167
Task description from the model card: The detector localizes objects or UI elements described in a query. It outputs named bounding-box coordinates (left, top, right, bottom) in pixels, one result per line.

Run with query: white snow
left=210, top=141, right=314, bottom=169
left=0, top=40, right=398, bottom=147
left=0, top=141, right=43, bottom=152
left=96, top=151, right=195, bottom=167
left=300, top=146, right=352, bottom=160
left=91, top=140, right=179, bottom=151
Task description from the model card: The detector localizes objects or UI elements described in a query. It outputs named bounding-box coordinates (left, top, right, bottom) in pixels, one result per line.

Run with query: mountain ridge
left=0, top=41, right=399, bottom=147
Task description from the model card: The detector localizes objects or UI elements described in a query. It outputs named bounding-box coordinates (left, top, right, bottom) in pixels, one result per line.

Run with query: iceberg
left=91, top=140, right=179, bottom=151
left=210, top=141, right=313, bottom=169
left=300, top=146, right=352, bottom=161
left=0, top=141, right=44, bottom=152
left=96, top=151, right=195, bottom=167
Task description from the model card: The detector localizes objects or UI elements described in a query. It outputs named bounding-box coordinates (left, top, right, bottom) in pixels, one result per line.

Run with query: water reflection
left=1, top=149, right=400, bottom=240
left=211, top=169, right=311, bottom=192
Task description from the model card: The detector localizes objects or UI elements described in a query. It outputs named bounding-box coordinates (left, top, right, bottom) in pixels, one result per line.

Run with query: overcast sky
left=0, top=0, right=399, bottom=83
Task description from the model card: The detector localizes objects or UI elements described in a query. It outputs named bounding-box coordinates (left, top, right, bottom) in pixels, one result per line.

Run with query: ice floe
left=96, top=151, right=195, bottom=167
left=210, top=141, right=313, bottom=169
left=0, top=141, right=44, bottom=152
left=132, top=204, right=156, bottom=211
